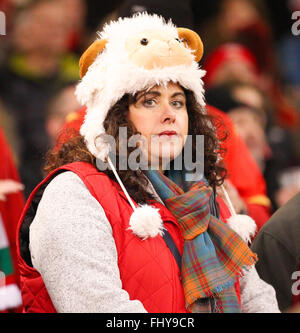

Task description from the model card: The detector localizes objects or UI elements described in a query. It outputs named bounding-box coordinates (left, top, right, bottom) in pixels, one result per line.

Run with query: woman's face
left=128, top=82, right=189, bottom=170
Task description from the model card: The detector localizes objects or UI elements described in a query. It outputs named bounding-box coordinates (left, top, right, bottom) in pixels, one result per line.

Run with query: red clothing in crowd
left=0, top=127, right=24, bottom=312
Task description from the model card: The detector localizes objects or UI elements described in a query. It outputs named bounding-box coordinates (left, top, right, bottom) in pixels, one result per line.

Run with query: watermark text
left=0, top=11, right=6, bottom=35
left=291, top=11, right=300, bottom=36
left=95, top=128, right=205, bottom=181
left=292, top=271, right=300, bottom=296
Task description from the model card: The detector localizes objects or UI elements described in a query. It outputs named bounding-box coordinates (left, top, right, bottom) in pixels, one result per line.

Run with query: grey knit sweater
left=29, top=172, right=280, bottom=313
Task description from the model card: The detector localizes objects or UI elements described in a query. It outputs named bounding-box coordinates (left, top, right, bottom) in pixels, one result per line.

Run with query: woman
left=16, top=13, right=279, bottom=313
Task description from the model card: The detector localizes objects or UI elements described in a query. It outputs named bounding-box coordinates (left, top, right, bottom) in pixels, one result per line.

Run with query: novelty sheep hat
left=75, top=13, right=256, bottom=241
left=75, top=12, right=206, bottom=161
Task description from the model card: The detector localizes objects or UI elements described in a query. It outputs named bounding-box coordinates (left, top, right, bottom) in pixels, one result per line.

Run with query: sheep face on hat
left=126, top=29, right=194, bottom=69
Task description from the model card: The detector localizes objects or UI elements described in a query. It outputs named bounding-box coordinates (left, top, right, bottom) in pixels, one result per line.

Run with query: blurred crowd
left=0, top=0, right=300, bottom=313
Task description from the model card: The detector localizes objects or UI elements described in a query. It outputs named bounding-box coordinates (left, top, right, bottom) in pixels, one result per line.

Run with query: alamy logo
left=0, top=11, right=6, bottom=35
left=291, top=271, right=300, bottom=296
left=291, top=11, right=300, bottom=36
left=94, top=128, right=205, bottom=181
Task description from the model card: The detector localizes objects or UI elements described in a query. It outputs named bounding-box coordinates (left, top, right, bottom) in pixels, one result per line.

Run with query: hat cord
left=107, top=156, right=137, bottom=211
left=220, top=185, right=236, bottom=216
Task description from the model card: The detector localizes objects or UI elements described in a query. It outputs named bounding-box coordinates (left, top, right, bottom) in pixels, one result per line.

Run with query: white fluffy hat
left=75, top=13, right=207, bottom=239
left=75, top=12, right=206, bottom=161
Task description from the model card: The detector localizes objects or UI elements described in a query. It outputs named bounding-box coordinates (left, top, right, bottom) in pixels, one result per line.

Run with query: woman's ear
left=177, top=28, right=203, bottom=62
left=79, top=39, right=108, bottom=78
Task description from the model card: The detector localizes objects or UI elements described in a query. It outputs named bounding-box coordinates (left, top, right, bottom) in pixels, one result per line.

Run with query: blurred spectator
left=206, top=84, right=269, bottom=172
left=198, top=0, right=272, bottom=63
left=46, top=84, right=82, bottom=147
left=203, top=43, right=260, bottom=90
left=206, top=81, right=299, bottom=211
left=198, top=0, right=277, bottom=95
left=200, top=0, right=299, bottom=129
left=202, top=42, right=298, bottom=128
left=251, top=192, right=300, bottom=312
left=0, top=0, right=81, bottom=197
left=227, top=82, right=300, bottom=209
left=0, top=126, right=24, bottom=312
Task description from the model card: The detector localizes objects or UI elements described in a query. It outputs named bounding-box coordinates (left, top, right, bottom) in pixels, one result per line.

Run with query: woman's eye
left=171, top=100, right=184, bottom=108
left=143, top=99, right=156, bottom=107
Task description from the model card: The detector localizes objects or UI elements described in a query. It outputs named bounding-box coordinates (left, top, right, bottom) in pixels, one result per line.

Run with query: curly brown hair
left=44, top=88, right=227, bottom=203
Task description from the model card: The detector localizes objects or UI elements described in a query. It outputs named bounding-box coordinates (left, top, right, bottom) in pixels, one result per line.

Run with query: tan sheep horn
left=79, top=39, right=108, bottom=78
left=177, top=28, right=204, bottom=62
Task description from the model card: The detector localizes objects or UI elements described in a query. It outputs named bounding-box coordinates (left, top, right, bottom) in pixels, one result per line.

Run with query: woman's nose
left=161, top=103, right=176, bottom=124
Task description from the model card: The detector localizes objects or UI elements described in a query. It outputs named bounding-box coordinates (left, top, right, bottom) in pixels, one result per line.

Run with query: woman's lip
left=158, top=131, right=178, bottom=136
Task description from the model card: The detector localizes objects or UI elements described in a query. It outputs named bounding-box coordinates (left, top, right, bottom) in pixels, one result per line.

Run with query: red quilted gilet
left=16, top=162, right=187, bottom=313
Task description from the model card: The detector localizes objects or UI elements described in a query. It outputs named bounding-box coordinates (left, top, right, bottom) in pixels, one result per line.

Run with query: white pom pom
left=128, top=205, right=165, bottom=240
left=227, top=214, right=257, bottom=244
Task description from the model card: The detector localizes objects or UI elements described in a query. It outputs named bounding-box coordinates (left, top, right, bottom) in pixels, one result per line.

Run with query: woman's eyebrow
left=171, top=92, right=186, bottom=99
left=135, top=90, right=185, bottom=101
left=136, top=91, right=161, bottom=101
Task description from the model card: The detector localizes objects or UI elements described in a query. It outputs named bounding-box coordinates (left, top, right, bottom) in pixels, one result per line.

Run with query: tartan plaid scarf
left=146, top=169, right=257, bottom=313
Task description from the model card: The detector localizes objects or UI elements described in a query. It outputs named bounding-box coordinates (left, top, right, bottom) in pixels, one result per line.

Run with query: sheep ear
left=79, top=39, right=108, bottom=78
left=177, top=28, right=203, bottom=62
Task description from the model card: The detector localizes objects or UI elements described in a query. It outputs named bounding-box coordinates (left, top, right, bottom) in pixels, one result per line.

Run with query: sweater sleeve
left=239, top=265, right=280, bottom=313
left=29, top=171, right=147, bottom=313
